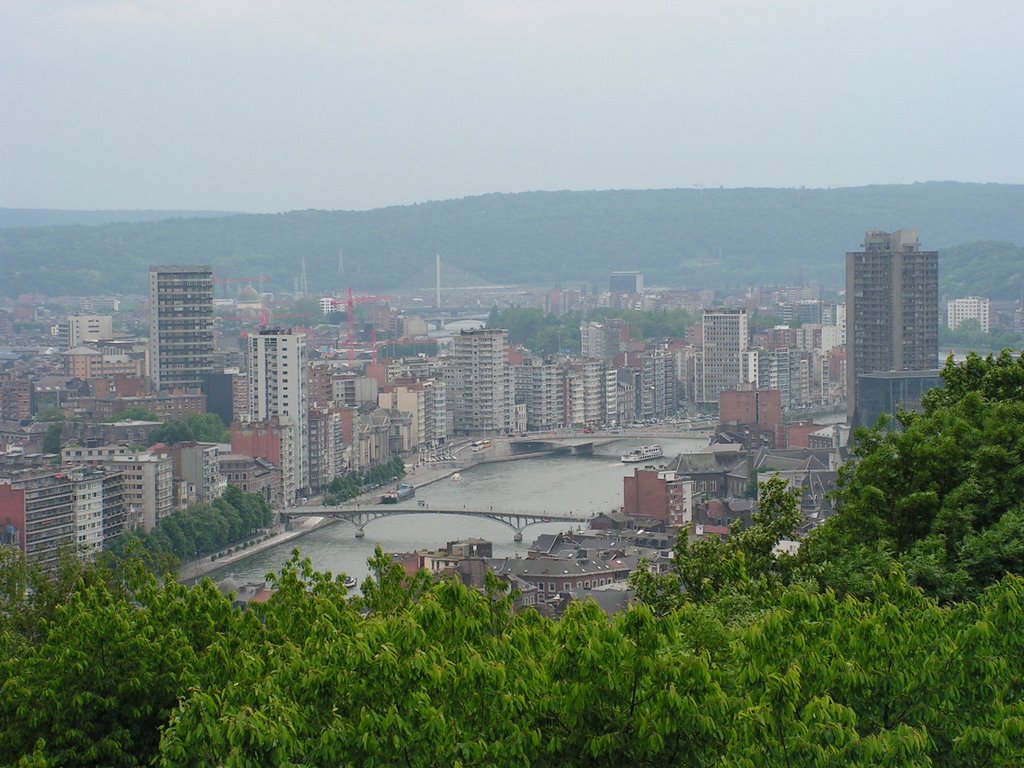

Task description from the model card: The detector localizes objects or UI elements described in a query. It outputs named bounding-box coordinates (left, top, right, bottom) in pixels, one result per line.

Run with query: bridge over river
left=285, top=505, right=589, bottom=541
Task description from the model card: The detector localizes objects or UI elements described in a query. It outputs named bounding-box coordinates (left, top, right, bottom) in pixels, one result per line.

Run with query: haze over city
left=2, top=0, right=1023, bottom=213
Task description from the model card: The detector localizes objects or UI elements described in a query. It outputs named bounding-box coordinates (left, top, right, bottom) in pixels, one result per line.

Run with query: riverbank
left=178, top=460, right=471, bottom=583
left=178, top=515, right=336, bottom=584
left=178, top=441, right=622, bottom=583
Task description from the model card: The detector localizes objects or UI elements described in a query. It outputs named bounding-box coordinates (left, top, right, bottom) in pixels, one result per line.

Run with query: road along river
left=203, top=436, right=708, bottom=586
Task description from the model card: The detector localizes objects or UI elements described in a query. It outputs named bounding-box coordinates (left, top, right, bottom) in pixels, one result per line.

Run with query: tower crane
left=343, top=287, right=391, bottom=362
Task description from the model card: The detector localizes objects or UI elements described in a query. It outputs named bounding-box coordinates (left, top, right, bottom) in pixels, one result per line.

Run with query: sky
left=2, top=0, right=1022, bottom=213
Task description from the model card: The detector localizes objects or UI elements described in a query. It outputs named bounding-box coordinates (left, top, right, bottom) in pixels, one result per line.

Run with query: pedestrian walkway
left=177, top=515, right=330, bottom=583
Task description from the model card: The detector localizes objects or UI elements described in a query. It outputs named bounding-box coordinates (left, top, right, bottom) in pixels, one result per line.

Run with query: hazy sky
left=2, top=0, right=1022, bottom=213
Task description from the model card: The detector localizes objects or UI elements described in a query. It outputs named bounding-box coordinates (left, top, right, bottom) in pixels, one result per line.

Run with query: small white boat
left=451, top=472, right=462, bottom=481
left=620, top=444, right=664, bottom=463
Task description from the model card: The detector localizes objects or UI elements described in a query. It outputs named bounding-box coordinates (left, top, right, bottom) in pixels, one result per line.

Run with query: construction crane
left=343, top=287, right=391, bottom=362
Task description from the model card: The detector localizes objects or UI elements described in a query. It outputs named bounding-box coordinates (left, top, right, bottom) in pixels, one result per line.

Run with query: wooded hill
left=2, top=181, right=1022, bottom=298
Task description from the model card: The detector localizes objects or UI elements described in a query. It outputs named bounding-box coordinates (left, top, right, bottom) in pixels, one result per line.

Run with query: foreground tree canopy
left=2, top=547, right=1024, bottom=768
left=799, top=350, right=1024, bottom=602
left=2, top=351, right=1024, bottom=766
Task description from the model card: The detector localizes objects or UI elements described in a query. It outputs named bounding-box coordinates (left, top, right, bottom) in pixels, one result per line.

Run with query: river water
left=205, top=436, right=708, bottom=586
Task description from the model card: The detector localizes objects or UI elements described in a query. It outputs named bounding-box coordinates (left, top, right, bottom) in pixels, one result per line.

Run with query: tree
left=799, top=350, right=1024, bottom=601
left=41, top=422, right=64, bottom=454
left=147, top=413, right=229, bottom=446
left=5, top=545, right=1024, bottom=767
left=117, top=406, right=161, bottom=422
left=632, top=474, right=802, bottom=613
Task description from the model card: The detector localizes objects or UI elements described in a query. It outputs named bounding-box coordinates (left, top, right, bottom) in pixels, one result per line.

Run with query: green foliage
left=34, top=407, right=66, bottom=423
left=800, top=350, right=1024, bottom=601
left=146, top=413, right=229, bottom=446
left=940, top=240, right=1024, bottom=300
left=105, top=486, right=273, bottom=566
left=0, top=550, right=248, bottom=768
left=40, top=422, right=63, bottom=454
left=632, top=475, right=802, bottom=615
left=487, top=306, right=697, bottom=355
left=940, top=319, right=1024, bottom=354
left=115, top=406, right=161, bottom=422
left=4, top=543, right=1024, bottom=767
left=324, top=455, right=405, bottom=505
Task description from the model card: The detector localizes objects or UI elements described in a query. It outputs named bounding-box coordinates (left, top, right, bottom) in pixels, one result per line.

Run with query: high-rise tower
left=444, top=328, right=512, bottom=435
left=248, top=329, right=309, bottom=503
left=149, top=265, right=214, bottom=392
left=699, top=308, right=748, bottom=405
left=845, top=229, right=939, bottom=423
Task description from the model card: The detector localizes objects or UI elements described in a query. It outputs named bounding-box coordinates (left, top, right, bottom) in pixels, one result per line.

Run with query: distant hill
left=1, top=183, right=1022, bottom=298
left=0, top=208, right=239, bottom=228
left=939, top=241, right=1024, bottom=301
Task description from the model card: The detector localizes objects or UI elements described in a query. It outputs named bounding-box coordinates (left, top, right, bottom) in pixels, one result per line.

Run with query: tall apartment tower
left=445, top=329, right=512, bottom=435
left=699, top=309, right=748, bottom=405
left=149, top=265, right=214, bottom=392
left=248, top=329, right=309, bottom=503
left=846, top=229, right=939, bottom=422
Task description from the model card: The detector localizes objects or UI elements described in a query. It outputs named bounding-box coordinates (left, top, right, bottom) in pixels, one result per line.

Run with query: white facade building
left=248, top=329, right=309, bottom=502
left=445, top=329, right=512, bottom=435
left=947, top=296, right=990, bottom=334
left=700, top=309, right=749, bottom=405
left=67, top=314, right=113, bottom=348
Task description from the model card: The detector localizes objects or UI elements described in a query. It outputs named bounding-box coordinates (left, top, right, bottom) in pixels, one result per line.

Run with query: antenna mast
left=435, top=254, right=441, bottom=308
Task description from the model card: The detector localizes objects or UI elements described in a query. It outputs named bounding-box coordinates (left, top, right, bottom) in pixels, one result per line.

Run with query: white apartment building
left=445, top=329, right=512, bottom=435
left=947, top=296, right=990, bottom=334
left=249, top=329, right=309, bottom=502
left=514, top=359, right=564, bottom=432
left=109, top=453, right=174, bottom=532
left=379, top=385, right=427, bottom=448
left=580, top=321, right=606, bottom=360
left=700, top=309, right=749, bottom=405
left=71, top=471, right=105, bottom=555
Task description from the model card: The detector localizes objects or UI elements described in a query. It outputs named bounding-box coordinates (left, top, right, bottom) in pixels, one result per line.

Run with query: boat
left=620, top=444, right=664, bottom=463
left=381, top=483, right=415, bottom=503
left=450, top=472, right=462, bottom=481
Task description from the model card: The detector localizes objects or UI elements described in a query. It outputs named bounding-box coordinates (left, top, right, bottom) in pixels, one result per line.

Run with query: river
left=204, top=436, right=709, bottom=586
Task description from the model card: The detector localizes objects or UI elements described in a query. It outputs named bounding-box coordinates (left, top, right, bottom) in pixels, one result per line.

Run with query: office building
left=57, top=314, right=113, bottom=348
left=248, top=329, right=309, bottom=502
left=846, top=230, right=939, bottom=423
left=609, top=271, right=644, bottom=294
left=445, top=329, right=512, bottom=435
left=699, top=309, right=748, bottom=405
left=149, top=265, right=215, bottom=392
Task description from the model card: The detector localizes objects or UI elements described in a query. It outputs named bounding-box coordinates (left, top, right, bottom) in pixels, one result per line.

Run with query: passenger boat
left=620, top=444, right=664, bottom=463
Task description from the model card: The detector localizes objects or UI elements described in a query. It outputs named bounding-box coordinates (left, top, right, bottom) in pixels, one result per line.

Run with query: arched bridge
left=285, top=505, right=588, bottom=542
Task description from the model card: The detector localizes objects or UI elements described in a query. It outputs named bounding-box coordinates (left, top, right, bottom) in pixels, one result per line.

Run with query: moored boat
left=620, top=444, right=664, bottom=463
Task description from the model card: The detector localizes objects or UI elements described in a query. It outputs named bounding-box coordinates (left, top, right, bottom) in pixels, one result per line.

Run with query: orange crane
left=343, top=288, right=391, bottom=362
